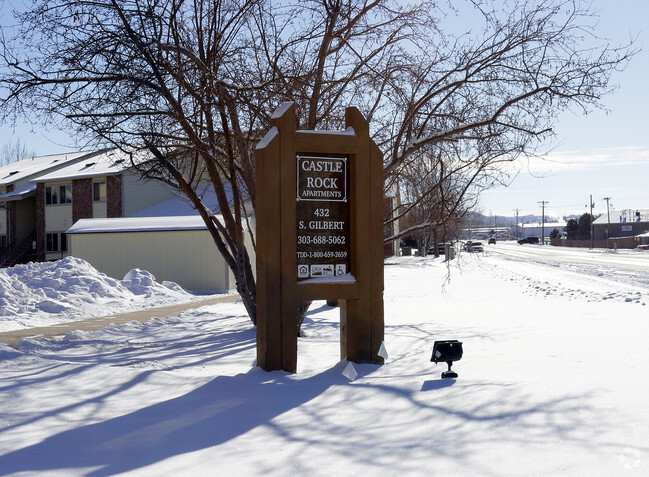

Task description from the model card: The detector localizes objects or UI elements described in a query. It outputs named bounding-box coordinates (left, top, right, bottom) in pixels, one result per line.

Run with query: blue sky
left=480, top=0, right=649, bottom=219
left=1, top=0, right=647, bottom=219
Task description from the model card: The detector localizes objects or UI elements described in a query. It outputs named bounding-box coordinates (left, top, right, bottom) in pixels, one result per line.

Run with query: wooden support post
left=255, top=123, right=282, bottom=370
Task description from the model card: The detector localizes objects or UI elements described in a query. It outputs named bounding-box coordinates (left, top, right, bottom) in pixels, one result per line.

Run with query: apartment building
left=0, top=151, right=99, bottom=266
left=31, top=148, right=178, bottom=262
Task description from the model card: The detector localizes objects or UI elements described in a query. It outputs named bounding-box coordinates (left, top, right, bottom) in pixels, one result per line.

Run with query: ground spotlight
left=431, top=340, right=463, bottom=378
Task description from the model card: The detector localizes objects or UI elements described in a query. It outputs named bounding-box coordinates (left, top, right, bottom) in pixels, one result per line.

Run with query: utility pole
left=603, top=197, right=612, bottom=249
left=538, top=201, right=549, bottom=244
left=587, top=195, right=595, bottom=249
left=513, top=208, right=521, bottom=240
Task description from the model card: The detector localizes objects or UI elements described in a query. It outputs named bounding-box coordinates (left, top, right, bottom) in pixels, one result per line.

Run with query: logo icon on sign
left=298, top=265, right=309, bottom=278
left=311, top=264, right=334, bottom=277
left=335, top=264, right=346, bottom=275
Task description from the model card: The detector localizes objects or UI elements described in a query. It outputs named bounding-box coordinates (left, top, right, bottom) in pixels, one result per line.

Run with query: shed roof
left=67, top=216, right=214, bottom=234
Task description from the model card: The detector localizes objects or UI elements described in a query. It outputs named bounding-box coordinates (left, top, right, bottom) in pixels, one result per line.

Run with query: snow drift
left=0, top=257, right=194, bottom=332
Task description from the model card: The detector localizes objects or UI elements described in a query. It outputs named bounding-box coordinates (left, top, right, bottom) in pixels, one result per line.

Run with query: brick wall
left=6, top=202, right=16, bottom=245
left=5, top=184, right=14, bottom=245
left=107, top=174, right=123, bottom=217
left=550, top=237, right=639, bottom=249
left=36, top=183, right=45, bottom=261
left=72, top=178, right=93, bottom=223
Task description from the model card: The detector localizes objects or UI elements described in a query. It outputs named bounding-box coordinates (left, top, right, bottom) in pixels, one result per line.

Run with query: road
left=484, top=240, right=649, bottom=289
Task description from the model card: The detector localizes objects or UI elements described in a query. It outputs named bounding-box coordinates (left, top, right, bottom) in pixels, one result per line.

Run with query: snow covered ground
left=1, top=243, right=649, bottom=476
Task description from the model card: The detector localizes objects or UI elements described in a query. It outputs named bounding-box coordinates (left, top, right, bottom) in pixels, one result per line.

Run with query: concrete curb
left=0, top=294, right=240, bottom=349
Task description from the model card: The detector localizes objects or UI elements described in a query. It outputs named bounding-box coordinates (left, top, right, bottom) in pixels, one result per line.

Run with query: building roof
left=0, top=183, right=37, bottom=201
left=0, top=151, right=93, bottom=186
left=518, top=222, right=566, bottom=229
left=127, top=188, right=220, bottom=217
left=67, top=216, right=212, bottom=234
left=593, top=209, right=649, bottom=224
left=31, top=148, right=138, bottom=182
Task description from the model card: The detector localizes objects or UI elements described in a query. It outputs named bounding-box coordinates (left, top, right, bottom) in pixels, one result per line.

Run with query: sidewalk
left=0, top=294, right=240, bottom=349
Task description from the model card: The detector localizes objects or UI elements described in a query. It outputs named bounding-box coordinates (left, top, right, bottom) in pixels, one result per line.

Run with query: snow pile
left=0, top=257, right=194, bottom=332
left=122, top=268, right=157, bottom=295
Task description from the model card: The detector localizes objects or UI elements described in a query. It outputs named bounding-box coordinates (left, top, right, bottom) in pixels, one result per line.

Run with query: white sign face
left=297, top=155, right=347, bottom=202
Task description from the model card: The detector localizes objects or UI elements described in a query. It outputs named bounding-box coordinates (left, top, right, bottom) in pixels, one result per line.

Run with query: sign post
left=255, top=102, right=384, bottom=373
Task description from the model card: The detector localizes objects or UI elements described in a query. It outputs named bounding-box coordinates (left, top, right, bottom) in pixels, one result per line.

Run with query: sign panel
left=296, top=154, right=350, bottom=280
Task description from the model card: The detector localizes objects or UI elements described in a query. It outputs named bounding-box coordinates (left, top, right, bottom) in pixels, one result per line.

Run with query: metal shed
left=67, top=216, right=244, bottom=292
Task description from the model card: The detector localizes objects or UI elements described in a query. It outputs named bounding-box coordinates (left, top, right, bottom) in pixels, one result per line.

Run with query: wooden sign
left=255, top=102, right=384, bottom=373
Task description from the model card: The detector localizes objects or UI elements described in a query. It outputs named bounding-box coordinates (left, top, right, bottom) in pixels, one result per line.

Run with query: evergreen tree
left=565, top=219, right=579, bottom=240
left=577, top=213, right=593, bottom=240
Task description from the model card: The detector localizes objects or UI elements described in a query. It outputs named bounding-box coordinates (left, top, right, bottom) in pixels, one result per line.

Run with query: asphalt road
left=484, top=240, right=649, bottom=288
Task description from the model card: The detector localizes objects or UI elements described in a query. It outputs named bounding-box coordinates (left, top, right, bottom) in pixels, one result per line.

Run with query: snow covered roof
left=593, top=209, right=649, bottom=224
left=519, top=222, right=566, bottom=229
left=31, top=148, right=140, bottom=182
left=127, top=187, right=221, bottom=217
left=67, top=216, right=213, bottom=234
left=0, top=183, right=36, bottom=201
left=0, top=151, right=93, bottom=186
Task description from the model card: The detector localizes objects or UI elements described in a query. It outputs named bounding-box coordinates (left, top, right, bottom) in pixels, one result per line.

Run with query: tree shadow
left=0, top=363, right=349, bottom=476
left=3, top=308, right=646, bottom=475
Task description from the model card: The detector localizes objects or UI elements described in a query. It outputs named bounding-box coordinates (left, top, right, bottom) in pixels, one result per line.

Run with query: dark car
left=488, top=237, right=496, bottom=245
left=518, top=236, right=539, bottom=245
left=427, top=242, right=449, bottom=255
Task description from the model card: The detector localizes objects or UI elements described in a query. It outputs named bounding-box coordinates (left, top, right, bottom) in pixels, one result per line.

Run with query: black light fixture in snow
left=431, top=340, right=463, bottom=378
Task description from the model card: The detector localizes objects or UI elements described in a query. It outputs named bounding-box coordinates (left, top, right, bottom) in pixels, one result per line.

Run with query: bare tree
left=0, top=138, right=35, bottom=166
left=1, top=0, right=262, bottom=322
left=241, top=0, right=635, bottom=241
left=0, top=0, right=635, bottom=326
left=397, top=149, right=473, bottom=256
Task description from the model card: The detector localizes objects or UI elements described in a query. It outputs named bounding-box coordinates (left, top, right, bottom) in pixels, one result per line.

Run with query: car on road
left=518, top=236, right=539, bottom=245
left=463, top=241, right=484, bottom=252
left=488, top=237, right=496, bottom=245
left=427, top=242, right=451, bottom=255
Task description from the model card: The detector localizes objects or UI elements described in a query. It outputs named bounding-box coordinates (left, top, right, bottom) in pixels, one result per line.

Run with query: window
left=46, top=233, right=68, bottom=252
left=0, top=235, right=6, bottom=250
left=59, top=185, right=72, bottom=204
left=46, top=184, right=72, bottom=205
left=46, top=233, right=58, bottom=252
left=45, top=186, right=58, bottom=205
left=93, top=181, right=106, bottom=202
